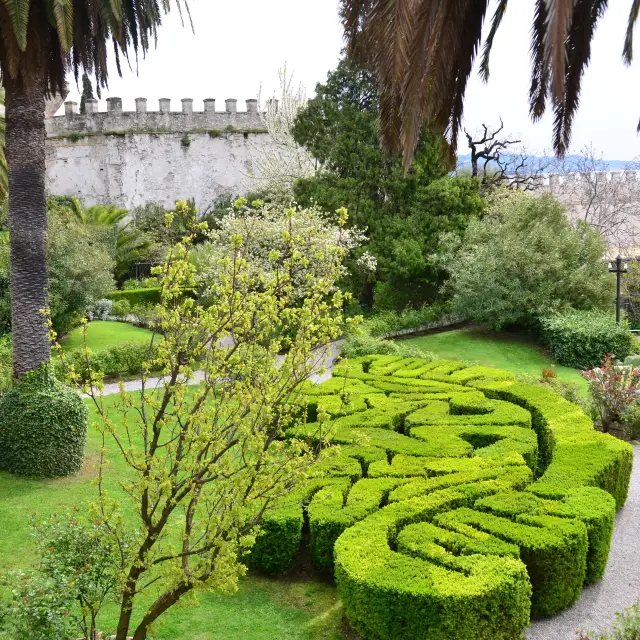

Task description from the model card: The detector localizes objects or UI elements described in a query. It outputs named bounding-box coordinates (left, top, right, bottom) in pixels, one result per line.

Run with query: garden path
left=92, top=340, right=343, bottom=397
left=527, top=444, right=640, bottom=639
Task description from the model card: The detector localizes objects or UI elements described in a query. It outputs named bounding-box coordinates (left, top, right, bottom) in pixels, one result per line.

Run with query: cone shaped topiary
left=0, top=365, right=87, bottom=478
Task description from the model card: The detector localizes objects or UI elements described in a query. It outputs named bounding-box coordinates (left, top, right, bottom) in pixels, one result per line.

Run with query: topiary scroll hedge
left=247, top=355, right=633, bottom=640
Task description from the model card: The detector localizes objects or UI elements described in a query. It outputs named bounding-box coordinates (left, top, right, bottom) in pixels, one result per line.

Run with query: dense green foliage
left=340, top=332, right=433, bottom=359
left=46, top=212, right=115, bottom=333
left=0, top=366, right=87, bottom=478
left=60, top=342, right=157, bottom=381
left=541, top=311, right=635, bottom=368
left=0, top=199, right=115, bottom=334
left=108, top=287, right=161, bottom=307
left=246, top=355, right=631, bottom=640
left=440, top=192, right=613, bottom=330
left=0, top=512, right=121, bottom=640
left=292, top=58, right=484, bottom=310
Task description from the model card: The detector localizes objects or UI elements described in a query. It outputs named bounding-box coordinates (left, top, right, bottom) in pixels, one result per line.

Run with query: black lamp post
left=608, top=255, right=628, bottom=323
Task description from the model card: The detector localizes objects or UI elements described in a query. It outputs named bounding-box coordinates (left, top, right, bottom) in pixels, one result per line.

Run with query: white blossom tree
left=247, top=66, right=316, bottom=202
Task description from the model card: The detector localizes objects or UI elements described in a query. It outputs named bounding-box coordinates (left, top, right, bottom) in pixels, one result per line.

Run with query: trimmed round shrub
left=0, top=366, right=88, bottom=478
left=540, top=310, right=635, bottom=369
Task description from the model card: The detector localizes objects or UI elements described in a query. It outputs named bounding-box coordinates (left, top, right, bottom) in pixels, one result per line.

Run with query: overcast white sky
left=63, top=1, right=640, bottom=160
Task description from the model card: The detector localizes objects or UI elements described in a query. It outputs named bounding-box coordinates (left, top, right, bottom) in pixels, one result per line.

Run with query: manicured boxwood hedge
left=249, top=354, right=633, bottom=640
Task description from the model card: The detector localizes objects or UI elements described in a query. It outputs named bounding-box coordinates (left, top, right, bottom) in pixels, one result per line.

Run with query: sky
left=62, top=1, right=640, bottom=161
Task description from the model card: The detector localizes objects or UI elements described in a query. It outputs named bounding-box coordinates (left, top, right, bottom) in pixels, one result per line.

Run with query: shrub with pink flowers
left=581, top=354, right=640, bottom=434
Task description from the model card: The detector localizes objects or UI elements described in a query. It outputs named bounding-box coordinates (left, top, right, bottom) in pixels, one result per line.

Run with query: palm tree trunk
left=5, top=75, right=50, bottom=380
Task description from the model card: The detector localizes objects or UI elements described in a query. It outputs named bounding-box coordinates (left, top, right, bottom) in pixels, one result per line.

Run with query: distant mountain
left=456, top=154, right=633, bottom=172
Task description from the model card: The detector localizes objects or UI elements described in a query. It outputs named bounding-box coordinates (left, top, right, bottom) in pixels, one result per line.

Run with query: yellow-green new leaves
left=72, top=199, right=348, bottom=639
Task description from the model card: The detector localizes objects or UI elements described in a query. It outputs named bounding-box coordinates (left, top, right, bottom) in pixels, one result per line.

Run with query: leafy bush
left=122, top=277, right=158, bottom=290
left=192, top=200, right=366, bottom=305
left=622, top=402, right=640, bottom=441
left=341, top=332, right=433, bottom=359
left=541, top=310, right=635, bottom=369
left=0, top=365, right=87, bottom=478
left=47, top=209, right=115, bottom=333
left=440, top=191, right=613, bottom=329
left=0, top=206, right=115, bottom=334
left=61, top=341, right=157, bottom=380
left=111, top=299, right=132, bottom=317
left=86, top=298, right=113, bottom=321
left=0, top=511, right=123, bottom=640
left=108, top=287, right=161, bottom=306
left=359, top=304, right=452, bottom=336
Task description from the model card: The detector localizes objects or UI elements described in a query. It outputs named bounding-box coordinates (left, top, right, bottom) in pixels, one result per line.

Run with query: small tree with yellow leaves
left=62, top=199, right=351, bottom=640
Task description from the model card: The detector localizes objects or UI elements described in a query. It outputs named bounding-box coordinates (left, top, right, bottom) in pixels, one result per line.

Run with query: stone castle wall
left=45, top=97, right=274, bottom=210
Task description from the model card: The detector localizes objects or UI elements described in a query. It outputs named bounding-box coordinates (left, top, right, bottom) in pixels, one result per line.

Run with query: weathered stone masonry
left=45, top=97, right=274, bottom=209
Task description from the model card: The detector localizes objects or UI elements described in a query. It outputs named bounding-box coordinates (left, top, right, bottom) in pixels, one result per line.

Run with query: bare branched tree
left=463, top=120, right=558, bottom=191
left=553, top=146, right=640, bottom=253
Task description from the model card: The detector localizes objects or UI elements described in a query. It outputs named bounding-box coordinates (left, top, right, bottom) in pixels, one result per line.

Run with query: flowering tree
left=190, top=199, right=373, bottom=303
left=59, top=200, right=351, bottom=640
left=248, top=66, right=316, bottom=202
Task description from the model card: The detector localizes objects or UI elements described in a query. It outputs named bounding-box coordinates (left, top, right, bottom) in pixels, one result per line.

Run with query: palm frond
left=52, top=0, right=74, bottom=51
left=479, top=0, right=508, bottom=82
left=544, top=0, right=575, bottom=102
left=529, top=0, right=550, bottom=120
left=0, top=0, right=29, bottom=51
left=624, top=0, right=640, bottom=63
left=0, top=0, right=188, bottom=99
left=552, top=0, right=608, bottom=155
left=341, top=0, right=624, bottom=164
left=84, top=204, right=128, bottom=225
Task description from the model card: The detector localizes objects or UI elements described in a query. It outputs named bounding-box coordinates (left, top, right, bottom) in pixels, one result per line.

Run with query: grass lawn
left=61, top=321, right=154, bottom=353
left=0, top=393, right=345, bottom=640
left=400, top=326, right=587, bottom=390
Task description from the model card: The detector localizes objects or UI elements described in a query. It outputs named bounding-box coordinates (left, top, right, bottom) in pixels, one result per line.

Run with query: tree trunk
left=470, top=149, right=478, bottom=178
left=5, top=74, right=50, bottom=380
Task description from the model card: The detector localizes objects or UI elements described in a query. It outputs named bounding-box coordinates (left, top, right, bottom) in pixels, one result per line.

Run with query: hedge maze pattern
left=248, top=356, right=634, bottom=640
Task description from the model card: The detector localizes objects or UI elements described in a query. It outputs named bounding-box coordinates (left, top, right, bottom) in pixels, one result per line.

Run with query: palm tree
left=0, top=89, right=6, bottom=199
left=0, top=1, right=189, bottom=380
left=340, top=0, right=638, bottom=169
left=83, top=204, right=155, bottom=282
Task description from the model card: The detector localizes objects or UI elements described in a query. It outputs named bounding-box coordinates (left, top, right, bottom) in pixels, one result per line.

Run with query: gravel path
left=526, top=443, right=640, bottom=640
left=93, top=341, right=343, bottom=397
left=93, top=347, right=639, bottom=639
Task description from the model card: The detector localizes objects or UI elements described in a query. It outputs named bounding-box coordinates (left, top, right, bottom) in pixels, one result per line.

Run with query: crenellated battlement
left=46, top=97, right=272, bottom=137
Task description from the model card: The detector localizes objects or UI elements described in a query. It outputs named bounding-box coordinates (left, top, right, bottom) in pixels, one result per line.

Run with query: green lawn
left=400, top=326, right=586, bottom=389
left=61, top=321, right=154, bottom=353
left=0, top=394, right=345, bottom=640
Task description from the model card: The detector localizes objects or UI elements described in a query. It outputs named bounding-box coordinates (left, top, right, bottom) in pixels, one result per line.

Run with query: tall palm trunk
left=5, top=75, right=50, bottom=380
